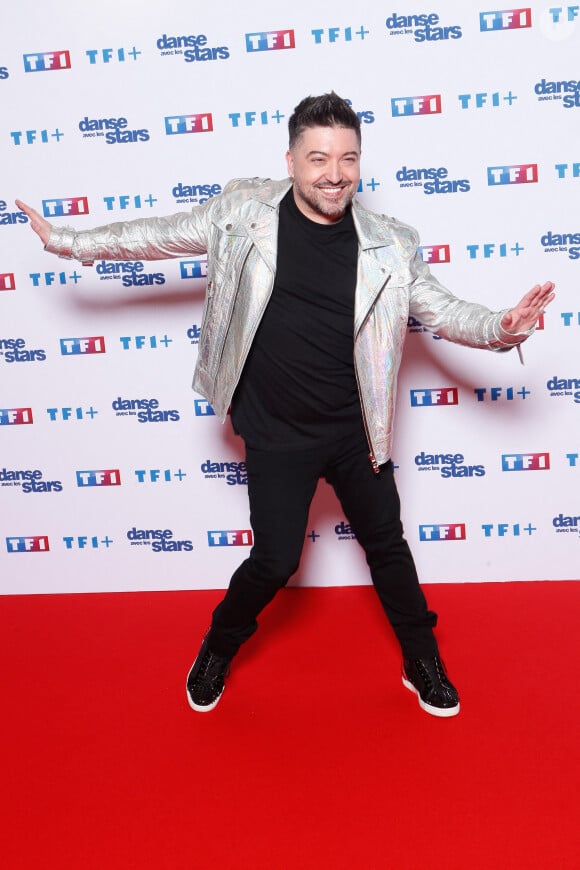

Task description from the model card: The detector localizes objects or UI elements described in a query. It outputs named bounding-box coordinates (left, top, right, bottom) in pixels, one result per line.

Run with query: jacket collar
left=251, top=177, right=293, bottom=206
left=251, top=178, right=394, bottom=250
left=227, top=177, right=396, bottom=331
left=351, top=199, right=394, bottom=251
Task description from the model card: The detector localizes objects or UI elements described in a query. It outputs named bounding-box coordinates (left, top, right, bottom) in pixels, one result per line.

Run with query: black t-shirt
left=231, top=189, right=364, bottom=450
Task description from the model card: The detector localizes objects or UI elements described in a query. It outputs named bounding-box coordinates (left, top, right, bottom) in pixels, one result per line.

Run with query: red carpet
left=2, top=582, right=579, bottom=869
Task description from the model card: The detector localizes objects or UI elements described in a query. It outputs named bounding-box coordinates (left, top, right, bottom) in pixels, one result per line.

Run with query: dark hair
left=288, top=92, right=361, bottom=148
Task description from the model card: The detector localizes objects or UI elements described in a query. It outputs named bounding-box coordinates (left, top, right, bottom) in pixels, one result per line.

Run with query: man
left=17, top=92, right=554, bottom=719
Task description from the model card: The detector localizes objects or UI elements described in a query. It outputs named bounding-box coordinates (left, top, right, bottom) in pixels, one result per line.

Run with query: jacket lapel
left=352, top=201, right=395, bottom=335
left=246, top=179, right=292, bottom=275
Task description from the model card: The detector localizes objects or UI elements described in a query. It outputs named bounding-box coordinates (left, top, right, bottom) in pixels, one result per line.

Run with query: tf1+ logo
left=410, top=388, right=459, bottom=406
left=391, top=95, right=441, bottom=117
left=547, top=6, right=580, bottom=22
left=487, top=164, right=538, bottom=186
left=501, top=453, right=550, bottom=471
left=85, top=47, right=142, bottom=64
left=419, top=524, right=466, bottom=541
left=207, top=529, right=253, bottom=546
left=23, top=51, right=71, bottom=72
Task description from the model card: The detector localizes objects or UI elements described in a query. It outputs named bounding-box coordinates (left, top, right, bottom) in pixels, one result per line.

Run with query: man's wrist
left=500, top=322, right=534, bottom=339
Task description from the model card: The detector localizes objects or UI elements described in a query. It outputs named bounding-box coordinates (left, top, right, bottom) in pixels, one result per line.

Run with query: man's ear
left=286, top=149, right=294, bottom=179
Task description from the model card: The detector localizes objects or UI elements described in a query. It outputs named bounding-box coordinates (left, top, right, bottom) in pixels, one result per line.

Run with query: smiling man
left=287, top=123, right=360, bottom=222
left=17, top=92, right=554, bottom=718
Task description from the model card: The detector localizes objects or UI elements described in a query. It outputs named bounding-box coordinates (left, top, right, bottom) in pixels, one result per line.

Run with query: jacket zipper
left=354, top=357, right=379, bottom=474
left=222, top=251, right=275, bottom=414
left=352, top=269, right=390, bottom=473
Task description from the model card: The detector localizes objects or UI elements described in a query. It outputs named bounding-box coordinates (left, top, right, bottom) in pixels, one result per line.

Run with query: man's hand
left=15, top=200, right=52, bottom=246
left=501, top=281, right=555, bottom=334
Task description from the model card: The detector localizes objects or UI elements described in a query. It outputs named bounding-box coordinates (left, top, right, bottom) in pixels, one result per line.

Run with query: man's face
left=286, top=125, right=361, bottom=224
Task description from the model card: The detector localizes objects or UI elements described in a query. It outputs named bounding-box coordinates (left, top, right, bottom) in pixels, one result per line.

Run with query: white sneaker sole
left=185, top=685, right=224, bottom=712
left=402, top=675, right=460, bottom=718
left=185, top=655, right=225, bottom=713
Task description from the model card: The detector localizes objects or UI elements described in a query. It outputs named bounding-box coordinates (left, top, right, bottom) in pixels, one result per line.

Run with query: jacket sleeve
left=44, top=201, right=215, bottom=266
left=406, top=231, right=534, bottom=351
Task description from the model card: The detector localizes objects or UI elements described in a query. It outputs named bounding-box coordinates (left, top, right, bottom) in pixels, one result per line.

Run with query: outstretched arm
left=500, top=281, right=555, bottom=335
left=16, top=200, right=51, bottom=245
left=15, top=198, right=210, bottom=264
left=409, top=250, right=556, bottom=351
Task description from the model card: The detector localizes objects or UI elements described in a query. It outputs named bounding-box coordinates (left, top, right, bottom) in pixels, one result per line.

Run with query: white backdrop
left=1, top=0, right=579, bottom=594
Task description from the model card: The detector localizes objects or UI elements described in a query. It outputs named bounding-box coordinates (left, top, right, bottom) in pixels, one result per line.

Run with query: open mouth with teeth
left=316, top=185, right=349, bottom=196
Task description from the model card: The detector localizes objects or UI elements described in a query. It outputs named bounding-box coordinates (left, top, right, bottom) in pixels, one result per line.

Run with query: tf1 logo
left=487, top=164, right=538, bottom=185
left=479, top=9, right=532, bottom=30
left=76, top=469, right=121, bottom=486
left=501, top=452, right=550, bottom=471
left=419, top=244, right=450, bottom=263
left=245, top=30, right=295, bottom=52
left=418, top=524, right=466, bottom=541
left=43, top=197, right=89, bottom=217
left=23, top=51, right=71, bottom=72
left=391, top=95, right=441, bottom=116
left=410, top=388, right=459, bottom=406
left=165, top=114, right=213, bottom=135
left=0, top=407, right=33, bottom=425
left=6, top=535, right=50, bottom=552
left=207, top=529, right=253, bottom=546
left=0, top=273, right=16, bottom=291
left=60, top=337, right=105, bottom=355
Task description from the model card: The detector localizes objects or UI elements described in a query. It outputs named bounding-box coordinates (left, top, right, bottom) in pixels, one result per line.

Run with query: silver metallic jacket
left=46, top=177, right=528, bottom=467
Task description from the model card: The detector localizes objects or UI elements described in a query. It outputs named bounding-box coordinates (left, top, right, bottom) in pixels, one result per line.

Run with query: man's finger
left=15, top=200, right=41, bottom=222
left=15, top=199, right=33, bottom=214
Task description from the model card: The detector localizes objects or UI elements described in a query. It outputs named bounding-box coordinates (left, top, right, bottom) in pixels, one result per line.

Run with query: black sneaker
left=402, top=656, right=460, bottom=718
left=186, top=635, right=231, bottom=712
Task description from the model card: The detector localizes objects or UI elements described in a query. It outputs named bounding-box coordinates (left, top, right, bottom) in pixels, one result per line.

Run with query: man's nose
left=324, top=162, right=342, bottom=184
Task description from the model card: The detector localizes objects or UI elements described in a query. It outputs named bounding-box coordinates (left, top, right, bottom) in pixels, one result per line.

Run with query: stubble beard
left=292, top=179, right=355, bottom=222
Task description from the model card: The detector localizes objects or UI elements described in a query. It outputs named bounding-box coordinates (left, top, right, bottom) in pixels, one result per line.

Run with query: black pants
left=208, top=433, right=438, bottom=659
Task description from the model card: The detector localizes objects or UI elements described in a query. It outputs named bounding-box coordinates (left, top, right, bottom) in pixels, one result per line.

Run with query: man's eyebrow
left=305, top=149, right=360, bottom=158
